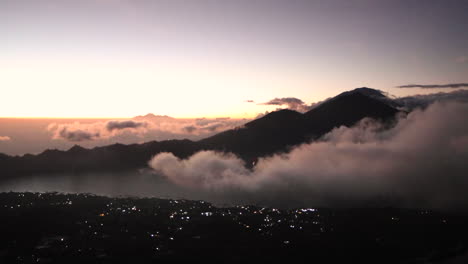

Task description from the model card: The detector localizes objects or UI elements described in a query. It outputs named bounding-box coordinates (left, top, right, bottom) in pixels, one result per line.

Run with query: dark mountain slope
left=198, top=109, right=308, bottom=161
left=199, top=88, right=399, bottom=160
left=304, top=88, right=399, bottom=135
left=0, top=140, right=201, bottom=178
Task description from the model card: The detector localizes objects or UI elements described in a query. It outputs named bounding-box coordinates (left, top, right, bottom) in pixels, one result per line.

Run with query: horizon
left=1, top=87, right=468, bottom=157
left=1, top=87, right=467, bottom=119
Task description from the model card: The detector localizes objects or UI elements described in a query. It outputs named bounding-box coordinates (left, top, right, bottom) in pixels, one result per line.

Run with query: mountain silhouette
left=200, top=88, right=399, bottom=161
left=0, top=88, right=399, bottom=178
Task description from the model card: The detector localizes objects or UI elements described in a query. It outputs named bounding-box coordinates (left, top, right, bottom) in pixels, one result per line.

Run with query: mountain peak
left=324, top=87, right=400, bottom=109
left=69, top=145, right=86, bottom=152
left=304, top=87, right=399, bottom=131
left=339, top=87, right=388, bottom=99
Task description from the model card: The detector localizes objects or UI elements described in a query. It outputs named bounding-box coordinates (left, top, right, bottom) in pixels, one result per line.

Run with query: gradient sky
left=2, top=0, right=468, bottom=118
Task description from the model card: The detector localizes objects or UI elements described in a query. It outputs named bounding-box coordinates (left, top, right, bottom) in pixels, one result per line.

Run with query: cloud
left=194, top=117, right=231, bottom=126
left=140, top=117, right=246, bottom=136
left=48, top=116, right=250, bottom=142
left=396, top=83, right=468, bottom=89
left=0, top=136, right=11, bottom=141
left=262, top=97, right=304, bottom=109
left=150, top=151, right=250, bottom=189
left=149, top=102, right=468, bottom=209
left=261, top=97, right=315, bottom=112
left=395, top=89, right=468, bottom=110
left=255, top=111, right=270, bottom=119
left=263, top=97, right=304, bottom=106
left=58, top=128, right=100, bottom=142
left=245, top=100, right=255, bottom=103
left=48, top=120, right=147, bottom=142
left=183, top=126, right=197, bottom=133
left=106, top=120, right=147, bottom=131
left=201, top=123, right=224, bottom=132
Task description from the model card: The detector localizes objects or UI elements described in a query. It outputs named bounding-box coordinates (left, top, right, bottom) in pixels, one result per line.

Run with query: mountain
left=304, top=88, right=399, bottom=134
left=0, top=140, right=201, bottom=178
left=199, top=88, right=399, bottom=161
left=199, top=109, right=308, bottom=162
left=0, top=88, right=400, bottom=178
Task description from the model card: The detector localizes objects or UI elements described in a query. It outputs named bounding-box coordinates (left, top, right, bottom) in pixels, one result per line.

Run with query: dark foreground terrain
left=0, top=192, right=467, bottom=264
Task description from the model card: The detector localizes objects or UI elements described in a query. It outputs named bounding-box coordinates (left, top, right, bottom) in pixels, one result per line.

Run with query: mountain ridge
left=0, top=88, right=400, bottom=178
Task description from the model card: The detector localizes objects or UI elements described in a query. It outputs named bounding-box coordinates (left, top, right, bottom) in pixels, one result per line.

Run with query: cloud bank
left=48, top=115, right=249, bottom=143
left=395, top=89, right=468, bottom=110
left=397, top=83, right=468, bottom=89
left=149, top=102, right=468, bottom=209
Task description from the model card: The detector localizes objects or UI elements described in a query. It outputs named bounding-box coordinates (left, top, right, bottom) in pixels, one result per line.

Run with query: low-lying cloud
left=149, top=102, right=468, bottom=209
left=48, top=115, right=249, bottom=143
left=48, top=120, right=149, bottom=142
left=397, top=83, right=468, bottom=89
left=395, top=89, right=468, bottom=110
left=106, top=120, right=147, bottom=131
left=58, top=128, right=100, bottom=142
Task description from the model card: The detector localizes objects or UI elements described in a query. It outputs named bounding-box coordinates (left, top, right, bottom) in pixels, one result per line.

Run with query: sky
left=2, top=0, right=467, bottom=118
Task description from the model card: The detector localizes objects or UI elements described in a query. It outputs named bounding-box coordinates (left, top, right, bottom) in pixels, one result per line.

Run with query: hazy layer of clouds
left=48, top=115, right=249, bottom=143
left=0, top=136, right=11, bottom=141
left=150, top=102, right=468, bottom=209
left=397, top=83, right=468, bottom=89
left=48, top=122, right=117, bottom=142
left=183, top=126, right=197, bottom=133
left=395, top=89, right=468, bottom=111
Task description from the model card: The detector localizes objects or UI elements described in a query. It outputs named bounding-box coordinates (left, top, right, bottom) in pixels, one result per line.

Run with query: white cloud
left=149, top=102, right=468, bottom=209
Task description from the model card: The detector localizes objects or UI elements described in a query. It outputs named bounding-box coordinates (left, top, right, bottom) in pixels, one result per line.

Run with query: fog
left=150, top=102, right=468, bottom=209
left=0, top=172, right=187, bottom=200
left=0, top=171, right=262, bottom=207
left=2, top=101, right=468, bottom=210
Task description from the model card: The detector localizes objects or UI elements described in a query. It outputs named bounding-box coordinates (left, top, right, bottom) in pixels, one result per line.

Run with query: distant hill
left=0, top=88, right=400, bottom=178
left=133, top=113, right=177, bottom=122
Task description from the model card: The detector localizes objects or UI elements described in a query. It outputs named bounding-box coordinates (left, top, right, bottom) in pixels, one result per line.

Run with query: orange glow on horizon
left=0, top=57, right=329, bottom=120
left=0, top=112, right=258, bottom=120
